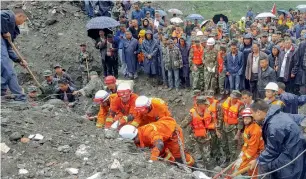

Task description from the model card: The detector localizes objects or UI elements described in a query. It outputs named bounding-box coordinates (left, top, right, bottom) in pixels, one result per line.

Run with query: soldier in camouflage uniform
left=78, top=43, right=94, bottom=87
left=189, top=38, right=205, bottom=91
left=26, top=85, right=41, bottom=103
left=219, top=90, right=245, bottom=167
left=181, top=96, right=216, bottom=169
left=73, top=71, right=104, bottom=118
left=41, top=70, right=59, bottom=99
left=203, top=38, right=218, bottom=91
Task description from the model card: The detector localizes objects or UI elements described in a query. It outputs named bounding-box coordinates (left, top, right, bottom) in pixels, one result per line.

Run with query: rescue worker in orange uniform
left=119, top=117, right=195, bottom=166
left=110, top=83, right=138, bottom=129
left=189, top=37, right=204, bottom=91
left=130, top=96, right=171, bottom=127
left=264, top=82, right=285, bottom=110
left=234, top=108, right=264, bottom=178
left=181, top=96, right=215, bottom=169
left=94, top=90, right=117, bottom=128
left=104, top=75, right=117, bottom=94
left=219, top=90, right=245, bottom=168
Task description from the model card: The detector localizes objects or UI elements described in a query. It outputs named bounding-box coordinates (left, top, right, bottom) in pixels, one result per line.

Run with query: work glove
left=150, top=147, right=161, bottom=161
left=119, top=116, right=128, bottom=125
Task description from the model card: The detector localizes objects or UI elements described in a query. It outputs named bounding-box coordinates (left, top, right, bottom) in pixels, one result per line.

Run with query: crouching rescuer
left=119, top=117, right=195, bottom=166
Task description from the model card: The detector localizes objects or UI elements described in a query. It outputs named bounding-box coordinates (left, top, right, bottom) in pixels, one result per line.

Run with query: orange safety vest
left=190, top=108, right=214, bottom=137
left=221, top=97, right=242, bottom=125
left=191, top=45, right=204, bottom=65
left=208, top=99, right=218, bottom=126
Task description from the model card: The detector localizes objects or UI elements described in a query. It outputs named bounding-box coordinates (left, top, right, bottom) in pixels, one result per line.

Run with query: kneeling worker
left=119, top=117, right=195, bottom=166
left=94, top=90, right=116, bottom=128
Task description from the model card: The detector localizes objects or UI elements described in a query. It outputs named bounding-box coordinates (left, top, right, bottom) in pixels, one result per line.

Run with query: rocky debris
left=57, top=145, right=71, bottom=153
left=110, top=159, right=121, bottom=170
left=0, top=143, right=10, bottom=153
left=87, top=172, right=102, bottom=179
left=65, top=168, right=79, bottom=175
left=9, top=132, right=22, bottom=141
left=45, top=18, right=57, bottom=26
left=105, top=129, right=118, bottom=139
left=193, top=171, right=211, bottom=179
left=75, top=144, right=90, bottom=158
left=28, top=133, right=44, bottom=140
left=20, top=138, right=30, bottom=143
left=19, top=169, right=29, bottom=175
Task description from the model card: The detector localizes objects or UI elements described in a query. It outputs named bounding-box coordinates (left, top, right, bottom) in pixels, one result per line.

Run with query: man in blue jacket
left=224, top=40, right=244, bottom=92
left=277, top=82, right=306, bottom=114
left=249, top=100, right=306, bottom=179
left=1, top=9, right=28, bottom=102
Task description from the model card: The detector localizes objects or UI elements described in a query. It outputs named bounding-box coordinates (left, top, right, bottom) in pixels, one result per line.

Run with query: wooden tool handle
left=232, top=166, right=251, bottom=177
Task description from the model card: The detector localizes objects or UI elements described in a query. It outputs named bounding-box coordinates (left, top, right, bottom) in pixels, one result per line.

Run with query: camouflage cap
left=204, top=90, right=215, bottom=97
left=90, top=71, right=98, bottom=76
left=230, top=90, right=242, bottom=99
left=43, top=70, right=52, bottom=77
left=193, top=89, right=201, bottom=96
left=196, top=96, right=210, bottom=105
left=201, top=38, right=208, bottom=43
left=27, top=85, right=38, bottom=93
left=194, top=37, right=201, bottom=43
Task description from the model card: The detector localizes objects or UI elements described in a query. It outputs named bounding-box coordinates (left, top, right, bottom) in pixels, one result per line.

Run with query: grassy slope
left=156, top=1, right=302, bottom=21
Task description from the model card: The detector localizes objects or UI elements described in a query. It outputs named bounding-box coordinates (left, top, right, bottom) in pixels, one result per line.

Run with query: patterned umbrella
left=156, top=10, right=167, bottom=16
left=186, top=14, right=204, bottom=20
left=170, top=17, right=184, bottom=24
left=86, top=16, right=120, bottom=39
left=168, top=8, right=183, bottom=15
left=255, top=12, right=276, bottom=19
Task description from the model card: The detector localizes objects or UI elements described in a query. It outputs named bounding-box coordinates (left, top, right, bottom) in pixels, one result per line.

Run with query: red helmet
left=104, top=76, right=116, bottom=85
left=242, top=108, right=252, bottom=117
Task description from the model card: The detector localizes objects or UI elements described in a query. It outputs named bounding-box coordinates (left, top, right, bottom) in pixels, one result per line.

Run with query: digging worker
left=119, top=117, right=195, bottom=166
left=249, top=100, right=306, bottom=179
left=189, top=37, right=204, bottom=91
left=130, top=96, right=171, bottom=127
left=104, top=75, right=118, bottom=94
left=234, top=108, right=264, bottom=177
left=1, top=9, right=28, bottom=102
left=264, top=82, right=285, bottom=110
left=94, top=90, right=117, bottom=128
left=110, top=83, right=138, bottom=129
left=181, top=95, right=217, bottom=169
left=219, top=90, right=244, bottom=167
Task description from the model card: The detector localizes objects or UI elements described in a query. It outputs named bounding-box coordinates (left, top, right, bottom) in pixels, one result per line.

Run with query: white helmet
left=135, top=96, right=151, bottom=108
left=117, top=83, right=132, bottom=91
left=196, top=30, right=204, bottom=36
left=264, top=82, right=279, bottom=91
left=94, top=90, right=110, bottom=103
left=119, top=125, right=138, bottom=140
left=207, top=38, right=215, bottom=46
left=241, top=16, right=246, bottom=21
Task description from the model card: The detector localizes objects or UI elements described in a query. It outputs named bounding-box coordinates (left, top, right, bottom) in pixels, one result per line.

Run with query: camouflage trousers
left=203, top=69, right=217, bottom=91
left=84, top=98, right=100, bottom=117
left=218, top=70, right=226, bottom=95
left=219, top=127, right=239, bottom=162
left=81, top=72, right=90, bottom=87
left=191, top=65, right=204, bottom=91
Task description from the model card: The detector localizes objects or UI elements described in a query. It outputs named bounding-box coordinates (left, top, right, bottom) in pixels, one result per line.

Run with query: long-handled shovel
left=212, top=161, right=236, bottom=179
left=7, top=39, right=44, bottom=93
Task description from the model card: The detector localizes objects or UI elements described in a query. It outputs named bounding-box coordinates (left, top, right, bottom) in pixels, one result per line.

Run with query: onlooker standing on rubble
left=78, top=43, right=94, bottom=87
left=95, top=30, right=108, bottom=77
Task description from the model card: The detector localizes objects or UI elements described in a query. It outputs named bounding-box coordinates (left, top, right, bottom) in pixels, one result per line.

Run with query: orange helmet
left=104, top=76, right=116, bottom=85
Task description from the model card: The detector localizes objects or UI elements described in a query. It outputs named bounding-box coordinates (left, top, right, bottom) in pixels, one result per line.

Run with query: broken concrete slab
left=65, top=168, right=79, bottom=175
left=0, top=143, right=10, bottom=153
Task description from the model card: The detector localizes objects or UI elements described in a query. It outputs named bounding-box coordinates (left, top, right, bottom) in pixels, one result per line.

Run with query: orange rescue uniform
left=239, top=122, right=264, bottom=177
left=137, top=117, right=194, bottom=166
left=131, top=98, right=171, bottom=127
left=96, top=94, right=117, bottom=128
left=191, top=45, right=204, bottom=65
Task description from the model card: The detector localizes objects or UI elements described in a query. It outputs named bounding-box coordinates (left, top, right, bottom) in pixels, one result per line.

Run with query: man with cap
left=203, top=38, right=218, bottom=91
left=164, top=39, right=182, bottom=91
left=78, top=43, right=94, bottom=87
left=181, top=96, right=217, bottom=169
left=73, top=71, right=104, bottom=118
left=41, top=70, right=59, bottom=98
left=53, top=63, right=75, bottom=88
left=219, top=90, right=244, bottom=167
left=142, top=1, right=155, bottom=19
left=200, top=38, right=207, bottom=49
left=189, top=37, right=205, bottom=91
left=27, top=85, right=40, bottom=103
left=259, top=33, right=272, bottom=55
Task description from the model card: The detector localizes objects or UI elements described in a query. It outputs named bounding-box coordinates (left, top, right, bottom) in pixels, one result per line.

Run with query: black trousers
left=277, top=77, right=300, bottom=95
left=105, top=56, right=118, bottom=78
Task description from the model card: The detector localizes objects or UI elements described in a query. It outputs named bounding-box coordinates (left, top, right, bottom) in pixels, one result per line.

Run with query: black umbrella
left=86, top=16, right=120, bottom=39
left=212, top=14, right=228, bottom=24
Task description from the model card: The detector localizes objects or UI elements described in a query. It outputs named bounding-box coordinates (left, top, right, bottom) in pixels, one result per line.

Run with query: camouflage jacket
left=203, top=48, right=218, bottom=73
left=78, top=51, right=94, bottom=72
left=41, top=78, right=59, bottom=96
left=163, top=46, right=183, bottom=70
left=219, top=100, right=245, bottom=132
left=79, top=77, right=104, bottom=98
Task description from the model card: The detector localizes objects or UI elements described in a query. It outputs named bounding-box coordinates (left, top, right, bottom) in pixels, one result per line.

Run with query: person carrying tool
left=219, top=90, right=244, bottom=168
left=1, top=9, right=28, bottom=102
left=181, top=96, right=216, bottom=169
left=110, top=83, right=138, bottom=129
left=130, top=96, right=171, bottom=127
left=104, top=75, right=117, bottom=94
left=119, top=117, right=195, bottom=166
left=233, top=108, right=264, bottom=177
left=94, top=90, right=117, bottom=128
left=264, top=82, right=285, bottom=110
left=78, top=43, right=94, bottom=87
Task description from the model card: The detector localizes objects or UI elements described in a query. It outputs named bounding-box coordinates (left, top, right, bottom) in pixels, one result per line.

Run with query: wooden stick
left=175, top=129, right=191, bottom=173
left=212, top=161, right=236, bottom=179
left=232, top=166, right=251, bottom=177
left=7, top=39, right=43, bottom=91
left=85, top=57, right=90, bottom=80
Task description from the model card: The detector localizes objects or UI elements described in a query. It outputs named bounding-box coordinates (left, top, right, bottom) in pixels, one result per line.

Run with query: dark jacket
left=259, top=106, right=306, bottom=179
left=55, top=86, right=76, bottom=102
left=276, top=45, right=299, bottom=83
left=1, top=10, right=20, bottom=41
left=268, top=45, right=282, bottom=70
left=239, top=36, right=253, bottom=75
left=279, top=92, right=306, bottom=114
left=54, top=72, right=75, bottom=88
left=129, top=26, right=141, bottom=39
left=224, top=51, right=244, bottom=75
left=257, top=66, right=276, bottom=91
left=245, top=51, right=268, bottom=80
left=297, top=41, right=306, bottom=85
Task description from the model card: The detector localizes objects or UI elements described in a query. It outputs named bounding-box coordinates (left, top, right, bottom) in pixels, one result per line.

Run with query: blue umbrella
left=277, top=9, right=289, bottom=16
left=86, top=16, right=120, bottom=39
left=186, top=14, right=204, bottom=20
left=156, top=10, right=167, bottom=17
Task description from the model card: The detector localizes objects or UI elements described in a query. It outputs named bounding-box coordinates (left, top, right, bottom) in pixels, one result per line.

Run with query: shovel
left=7, top=38, right=44, bottom=93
